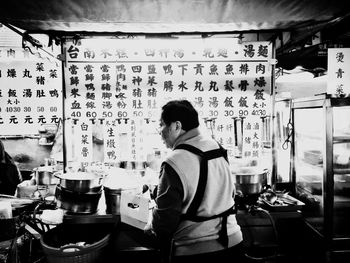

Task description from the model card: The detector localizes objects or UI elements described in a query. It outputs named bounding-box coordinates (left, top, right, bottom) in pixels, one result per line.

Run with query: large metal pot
left=102, top=167, right=139, bottom=215
left=55, top=185, right=101, bottom=214
left=233, top=168, right=268, bottom=195
left=33, top=166, right=59, bottom=185
left=54, top=172, right=104, bottom=193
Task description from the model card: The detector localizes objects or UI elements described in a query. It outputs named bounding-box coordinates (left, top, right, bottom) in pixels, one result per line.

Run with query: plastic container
left=40, top=223, right=111, bottom=263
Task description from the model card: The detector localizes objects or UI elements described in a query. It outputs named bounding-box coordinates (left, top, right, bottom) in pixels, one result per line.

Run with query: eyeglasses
left=156, top=122, right=166, bottom=134
left=156, top=121, right=174, bottom=134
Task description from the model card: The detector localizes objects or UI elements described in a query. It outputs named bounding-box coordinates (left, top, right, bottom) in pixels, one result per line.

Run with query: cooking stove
left=235, top=193, right=261, bottom=211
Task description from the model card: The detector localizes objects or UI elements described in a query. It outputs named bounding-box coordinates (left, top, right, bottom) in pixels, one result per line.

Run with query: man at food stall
left=0, top=140, right=22, bottom=195
left=144, top=100, right=243, bottom=263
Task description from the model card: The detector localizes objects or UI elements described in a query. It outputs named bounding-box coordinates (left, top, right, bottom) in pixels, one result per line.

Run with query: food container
left=103, top=168, right=139, bottom=215
left=104, top=187, right=122, bottom=215
left=34, top=166, right=59, bottom=185
left=259, top=193, right=305, bottom=212
left=55, top=185, right=102, bottom=214
left=233, top=167, right=268, bottom=195
left=54, top=172, right=104, bottom=193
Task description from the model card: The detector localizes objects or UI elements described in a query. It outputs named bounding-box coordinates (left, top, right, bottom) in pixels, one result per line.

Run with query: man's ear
left=175, top=121, right=182, bottom=131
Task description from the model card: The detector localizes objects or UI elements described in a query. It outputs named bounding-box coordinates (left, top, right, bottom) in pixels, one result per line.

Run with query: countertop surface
left=8, top=203, right=311, bottom=263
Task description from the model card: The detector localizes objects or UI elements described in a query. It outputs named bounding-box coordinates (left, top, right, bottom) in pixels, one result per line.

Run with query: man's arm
left=151, top=162, right=184, bottom=237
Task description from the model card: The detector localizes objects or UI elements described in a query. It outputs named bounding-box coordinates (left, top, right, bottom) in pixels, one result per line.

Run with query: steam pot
left=34, top=166, right=59, bottom=185
left=54, top=172, right=104, bottom=193
left=233, top=167, right=268, bottom=195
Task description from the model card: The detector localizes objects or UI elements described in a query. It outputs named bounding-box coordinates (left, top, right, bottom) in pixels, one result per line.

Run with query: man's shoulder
left=165, top=148, right=199, bottom=166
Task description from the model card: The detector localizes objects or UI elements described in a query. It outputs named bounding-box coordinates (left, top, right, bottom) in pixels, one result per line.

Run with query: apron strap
left=174, top=144, right=207, bottom=217
left=218, top=215, right=229, bottom=248
left=175, top=143, right=233, bottom=248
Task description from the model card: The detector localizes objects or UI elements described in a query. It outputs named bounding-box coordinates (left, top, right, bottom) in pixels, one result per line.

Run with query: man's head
left=159, top=100, right=199, bottom=148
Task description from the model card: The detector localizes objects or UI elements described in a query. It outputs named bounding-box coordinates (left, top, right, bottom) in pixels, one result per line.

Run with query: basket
left=40, top=223, right=111, bottom=263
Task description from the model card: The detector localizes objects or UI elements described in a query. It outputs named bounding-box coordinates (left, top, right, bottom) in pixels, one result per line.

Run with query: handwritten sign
left=64, top=37, right=272, bottom=163
left=0, top=48, right=62, bottom=135
left=328, top=48, right=350, bottom=97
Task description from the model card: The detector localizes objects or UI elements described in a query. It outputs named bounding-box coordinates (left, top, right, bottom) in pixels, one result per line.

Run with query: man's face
left=158, top=119, right=178, bottom=149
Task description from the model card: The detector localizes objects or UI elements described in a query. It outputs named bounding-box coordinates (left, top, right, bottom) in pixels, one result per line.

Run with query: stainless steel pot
left=233, top=168, right=268, bottom=195
left=54, top=172, right=104, bottom=193
left=33, top=166, right=59, bottom=185
left=55, top=185, right=101, bottom=214
left=104, top=187, right=122, bottom=215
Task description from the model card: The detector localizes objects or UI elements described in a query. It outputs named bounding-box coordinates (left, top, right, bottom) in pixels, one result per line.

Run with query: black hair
left=161, top=100, right=199, bottom=131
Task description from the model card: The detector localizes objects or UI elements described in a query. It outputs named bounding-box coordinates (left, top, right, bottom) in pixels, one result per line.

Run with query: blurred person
left=144, top=100, right=243, bottom=263
left=0, top=140, right=22, bottom=195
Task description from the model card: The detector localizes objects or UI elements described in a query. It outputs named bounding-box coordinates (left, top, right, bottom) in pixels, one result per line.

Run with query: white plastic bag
left=120, top=191, right=151, bottom=229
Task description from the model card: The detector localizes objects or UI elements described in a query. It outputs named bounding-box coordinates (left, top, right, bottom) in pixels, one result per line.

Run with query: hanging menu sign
left=63, top=37, right=272, bottom=163
left=0, top=47, right=62, bottom=135
left=328, top=48, right=350, bottom=97
left=75, top=119, right=93, bottom=163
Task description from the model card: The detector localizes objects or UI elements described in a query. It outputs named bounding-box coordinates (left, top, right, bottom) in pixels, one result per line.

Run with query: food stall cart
left=1, top=1, right=350, bottom=263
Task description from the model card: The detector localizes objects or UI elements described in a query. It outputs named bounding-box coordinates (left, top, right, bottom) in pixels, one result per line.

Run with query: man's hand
left=144, top=221, right=156, bottom=236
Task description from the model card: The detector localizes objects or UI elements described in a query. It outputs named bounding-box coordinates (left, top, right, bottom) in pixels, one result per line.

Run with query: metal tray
left=259, top=194, right=305, bottom=212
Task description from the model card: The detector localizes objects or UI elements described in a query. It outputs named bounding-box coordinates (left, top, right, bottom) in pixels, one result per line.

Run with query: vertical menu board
left=63, top=37, right=272, bottom=164
left=0, top=48, right=62, bottom=135
left=328, top=48, right=350, bottom=97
